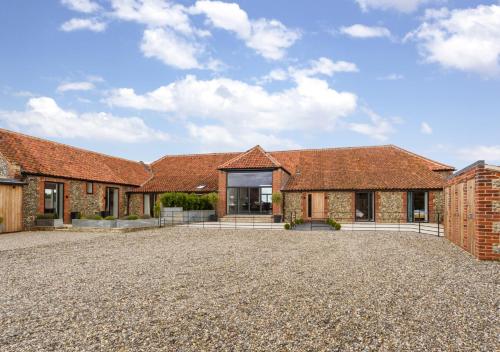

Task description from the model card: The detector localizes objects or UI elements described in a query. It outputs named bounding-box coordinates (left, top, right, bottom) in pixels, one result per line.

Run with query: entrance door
left=0, top=184, right=23, bottom=232
left=466, top=179, right=476, bottom=255
left=307, top=193, right=325, bottom=219
left=355, top=192, right=374, bottom=222
left=106, top=187, right=119, bottom=217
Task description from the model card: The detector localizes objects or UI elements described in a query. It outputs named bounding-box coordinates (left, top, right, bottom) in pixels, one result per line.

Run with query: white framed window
left=86, top=182, right=93, bottom=194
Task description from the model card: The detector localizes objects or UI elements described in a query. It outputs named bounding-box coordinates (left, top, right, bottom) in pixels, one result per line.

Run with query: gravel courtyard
left=0, top=228, right=498, bottom=351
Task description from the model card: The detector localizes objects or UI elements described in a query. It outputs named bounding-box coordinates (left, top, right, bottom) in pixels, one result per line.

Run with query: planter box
left=36, top=219, right=64, bottom=228
left=116, top=219, right=158, bottom=229
left=273, top=215, right=283, bottom=223
left=72, top=219, right=117, bottom=228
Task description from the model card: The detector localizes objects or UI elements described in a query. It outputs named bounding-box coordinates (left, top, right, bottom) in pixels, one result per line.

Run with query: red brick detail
left=445, top=163, right=500, bottom=261
left=217, top=171, right=227, bottom=217
left=272, top=169, right=285, bottom=215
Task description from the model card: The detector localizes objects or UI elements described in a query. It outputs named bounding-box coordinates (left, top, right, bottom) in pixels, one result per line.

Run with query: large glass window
left=355, top=192, right=374, bottom=222
left=408, top=191, right=428, bottom=222
left=227, top=171, right=272, bottom=187
left=226, top=171, right=273, bottom=215
left=44, top=182, right=64, bottom=219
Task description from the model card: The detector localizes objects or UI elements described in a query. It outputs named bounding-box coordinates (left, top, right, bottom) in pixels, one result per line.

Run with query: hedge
left=159, top=192, right=218, bottom=211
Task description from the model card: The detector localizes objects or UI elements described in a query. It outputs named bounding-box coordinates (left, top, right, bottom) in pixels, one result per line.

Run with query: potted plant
left=272, top=192, right=283, bottom=223
left=72, top=214, right=116, bottom=228
left=35, top=213, right=64, bottom=228
left=0, top=216, right=4, bottom=233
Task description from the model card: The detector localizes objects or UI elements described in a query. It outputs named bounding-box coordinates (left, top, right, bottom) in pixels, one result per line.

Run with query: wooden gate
left=466, top=179, right=476, bottom=256
left=0, top=184, right=23, bottom=233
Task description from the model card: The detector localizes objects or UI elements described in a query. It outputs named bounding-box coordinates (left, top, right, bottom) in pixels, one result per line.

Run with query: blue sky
left=0, top=0, right=499, bottom=169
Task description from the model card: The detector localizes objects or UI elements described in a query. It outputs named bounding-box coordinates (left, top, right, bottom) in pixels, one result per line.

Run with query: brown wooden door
left=0, top=184, right=23, bottom=233
left=458, top=182, right=465, bottom=247
left=306, top=193, right=325, bottom=219
left=466, top=179, right=476, bottom=256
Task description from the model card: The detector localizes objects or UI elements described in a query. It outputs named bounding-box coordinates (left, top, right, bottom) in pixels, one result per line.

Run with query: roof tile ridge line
left=0, top=128, right=147, bottom=166
left=218, top=146, right=263, bottom=168
left=388, top=145, right=455, bottom=170
left=256, top=145, right=282, bottom=167
left=268, top=144, right=393, bottom=154
left=150, top=151, right=241, bottom=166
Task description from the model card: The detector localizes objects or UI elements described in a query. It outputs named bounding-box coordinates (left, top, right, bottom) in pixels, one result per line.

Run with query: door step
left=221, top=215, right=274, bottom=223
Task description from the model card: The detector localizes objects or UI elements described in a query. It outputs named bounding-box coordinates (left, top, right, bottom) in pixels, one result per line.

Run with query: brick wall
left=217, top=170, right=227, bottom=217
left=25, top=175, right=137, bottom=227
left=445, top=162, right=500, bottom=261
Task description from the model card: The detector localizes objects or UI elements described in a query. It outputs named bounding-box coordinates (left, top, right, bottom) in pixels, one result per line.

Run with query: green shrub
left=82, top=214, right=103, bottom=220
left=124, top=215, right=139, bottom=220
left=295, top=218, right=304, bottom=224
left=104, top=216, right=116, bottom=220
left=272, top=192, right=282, bottom=205
left=284, top=223, right=291, bottom=230
left=36, top=213, right=57, bottom=220
left=159, top=192, right=218, bottom=211
left=335, top=223, right=341, bottom=231
left=140, top=214, right=151, bottom=219
left=0, top=216, right=3, bottom=224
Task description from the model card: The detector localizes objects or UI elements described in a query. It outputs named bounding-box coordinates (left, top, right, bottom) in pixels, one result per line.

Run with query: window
left=196, top=184, right=206, bottom=190
left=408, top=191, right=428, bottom=222
left=144, top=193, right=157, bottom=217
left=44, top=182, right=64, bottom=219
left=86, top=182, right=93, bottom=194
left=227, top=171, right=272, bottom=187
left=355, top=192, right=374, bottom=222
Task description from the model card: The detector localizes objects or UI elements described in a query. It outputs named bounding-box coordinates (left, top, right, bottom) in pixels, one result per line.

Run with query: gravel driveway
left=0, top=228, right=498, bottom=351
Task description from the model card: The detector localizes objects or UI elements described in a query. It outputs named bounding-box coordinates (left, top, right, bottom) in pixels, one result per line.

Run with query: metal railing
left=286, top=211, right=444, bottom=236
left=157, top=210, right=445, bottom=236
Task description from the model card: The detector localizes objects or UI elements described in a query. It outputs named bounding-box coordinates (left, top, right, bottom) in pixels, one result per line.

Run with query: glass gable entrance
left=227, top=171, right=273, bottom=214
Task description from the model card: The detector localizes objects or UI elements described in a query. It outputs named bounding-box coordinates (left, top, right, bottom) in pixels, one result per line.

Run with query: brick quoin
left=445, top=162, right=500, bottom=261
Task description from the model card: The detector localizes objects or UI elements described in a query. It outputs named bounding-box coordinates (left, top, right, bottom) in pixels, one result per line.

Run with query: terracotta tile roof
left=136, top=144, right=454, bottom=193
left=218, top=145, right=282, bottom=170
left=273, top=145, right=453, bottom=191
left=0, top=128, right=151, bottom=186
left=132, top=152, right=239, bottom=193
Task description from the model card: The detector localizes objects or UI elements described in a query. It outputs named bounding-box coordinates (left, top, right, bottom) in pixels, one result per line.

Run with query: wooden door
left=466, top=179, right=476, bottom=256
left=0, top=184, right=23, bottom=233
left=458, top=182, right=465, bottom=247
left=307, top=193, right=325, bottom=219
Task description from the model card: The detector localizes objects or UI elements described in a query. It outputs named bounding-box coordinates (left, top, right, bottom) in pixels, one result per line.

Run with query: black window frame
left=355, top=191, right=375, bottom=222
left=407, top=191, right=429, bottom=223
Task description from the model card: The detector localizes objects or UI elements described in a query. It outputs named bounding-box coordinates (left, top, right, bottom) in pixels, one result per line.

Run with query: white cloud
left=340, top=24, right=391, bottom=38
left=406, top=5, right=500, bottom=77
left=57, top=81, right=95, bottom=92
left=140, top=28, right=203, bottom=69
left=260, top=57, right=358, bottom=84
left=377, top=73, right=404, bottom=80
left=192, top=0, right=300, bottom=60
left=458, top=145, right=500, bottom=163
left=0, top=97, right=168, bottom=142
left=420, top=121, right=433, bottom=134
left=355, top=0, right=440, bottom=13
left=110, top=0, right=203, bottom=36
left=346, top=108, right=396, bottom=141
left=61, top=0, right=100, bottom=13
left=105, top=74, right=358, bottom=133
left=187, top=124, right=300, bottom=151
left=60, top=18, right=107, bottom=32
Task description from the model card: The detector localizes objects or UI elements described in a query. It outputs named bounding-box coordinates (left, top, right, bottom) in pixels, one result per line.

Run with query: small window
left=86, top=182, right=93, bottom=194
left=196, top=184, right=206, bottom=190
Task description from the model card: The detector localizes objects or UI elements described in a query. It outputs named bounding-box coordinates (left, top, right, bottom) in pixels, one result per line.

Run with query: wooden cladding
left=0, top=184, right=23, bottom=232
